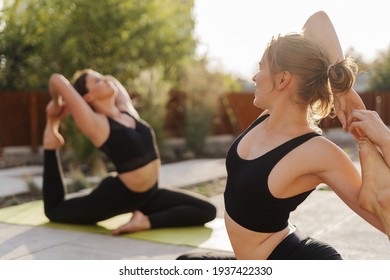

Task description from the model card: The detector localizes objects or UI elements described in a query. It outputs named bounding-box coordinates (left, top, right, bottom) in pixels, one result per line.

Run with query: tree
left=345, top=46, right=370, bottom=72
left=0, top=0, right=196, bottom=90
left=369, top=47, right=390, bottom=90
left=177, top=57, right=241, bottom=155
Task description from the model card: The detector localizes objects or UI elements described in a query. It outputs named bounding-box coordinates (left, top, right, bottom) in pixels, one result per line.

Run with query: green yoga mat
left=0, top=200, right=232, bottom=252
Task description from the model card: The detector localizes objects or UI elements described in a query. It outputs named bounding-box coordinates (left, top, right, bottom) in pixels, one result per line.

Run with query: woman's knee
left=204, top=202, right=217, bottom=222
left=44, top=208, right=63, bottom=223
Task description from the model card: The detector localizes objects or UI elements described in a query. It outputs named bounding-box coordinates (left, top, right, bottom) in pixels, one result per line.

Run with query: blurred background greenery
left=0, top=0, right=243, bottom=176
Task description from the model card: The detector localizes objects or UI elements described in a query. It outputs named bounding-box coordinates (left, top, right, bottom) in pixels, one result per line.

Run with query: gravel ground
left=0, top=151, right=43, bottom=169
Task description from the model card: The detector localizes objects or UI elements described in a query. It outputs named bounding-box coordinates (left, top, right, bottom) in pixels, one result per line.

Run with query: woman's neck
left=92, top=98, right=121, bottom=118
left=265, top=103, right=311, bottom=135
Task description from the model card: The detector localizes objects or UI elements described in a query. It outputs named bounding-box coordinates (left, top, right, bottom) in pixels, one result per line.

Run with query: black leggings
left=43, top=150, right=216, bottom=227
left=176, top=229, right=342, bottom=260
left=267, top=229, right=342, bottom=260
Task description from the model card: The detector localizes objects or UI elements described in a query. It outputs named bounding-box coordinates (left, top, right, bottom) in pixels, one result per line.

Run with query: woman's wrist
left=379, top=132, right=390, bottom=152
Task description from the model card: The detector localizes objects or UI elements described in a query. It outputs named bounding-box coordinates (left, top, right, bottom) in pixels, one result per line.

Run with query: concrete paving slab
left=0, top=165, right=43, bottom=177
left=0, top=165, right=44, bottom=197
left=0, top=177, right=29, bottom=197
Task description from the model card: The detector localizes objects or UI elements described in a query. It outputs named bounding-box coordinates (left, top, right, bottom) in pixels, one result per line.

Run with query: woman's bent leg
left=139, top=188, right=217, bottom=228
left=44, top=172, right=157, bottom=224
left=42, top=150, right=67, bottom=219
left=359, top=139, right=390, bottom=238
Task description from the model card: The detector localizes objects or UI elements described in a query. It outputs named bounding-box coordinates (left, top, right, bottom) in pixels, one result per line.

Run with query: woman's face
left=252, top=55, right=275, bottom=108
left=85, top=71, right=116, bottom=100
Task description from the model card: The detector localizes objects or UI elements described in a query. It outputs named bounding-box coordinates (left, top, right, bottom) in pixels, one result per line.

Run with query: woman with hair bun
left=178, top=11, right=388, bottom=260
left=223, top=12, right=388, bottom=260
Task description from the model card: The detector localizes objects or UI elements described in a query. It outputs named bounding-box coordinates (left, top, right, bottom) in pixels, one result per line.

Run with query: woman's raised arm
left=302, top=11, right=366, bottom=134
left=49, top=74, right=105, bottom=144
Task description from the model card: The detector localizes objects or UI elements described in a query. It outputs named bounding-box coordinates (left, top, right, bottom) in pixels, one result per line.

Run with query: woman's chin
left=253, top=98, right=262, bottom=108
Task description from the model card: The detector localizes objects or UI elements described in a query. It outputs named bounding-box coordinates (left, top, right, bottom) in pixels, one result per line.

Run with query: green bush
left=132, top=66, right=171, bottom=150
left=184, top=103, right=213, bottom=155
left=0, top=0, right=196, bottom=90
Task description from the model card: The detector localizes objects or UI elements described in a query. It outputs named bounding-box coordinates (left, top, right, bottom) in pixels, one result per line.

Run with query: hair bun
left=327, top=59, right=357, bottom=94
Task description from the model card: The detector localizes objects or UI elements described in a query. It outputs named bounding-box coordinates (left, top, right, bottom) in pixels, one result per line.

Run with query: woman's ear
left=276, top=71, right=291, bottom=90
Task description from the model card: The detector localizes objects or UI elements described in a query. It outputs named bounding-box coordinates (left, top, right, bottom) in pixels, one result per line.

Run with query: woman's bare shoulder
left=309, top=134, right=347, bottom=154
left=304, top=135, right=356, bottom=175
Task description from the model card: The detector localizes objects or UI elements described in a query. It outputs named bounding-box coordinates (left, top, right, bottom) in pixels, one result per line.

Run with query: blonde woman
left=223, top=12, right=387, bottom=260
left=178, top=11, right=387, bottom=260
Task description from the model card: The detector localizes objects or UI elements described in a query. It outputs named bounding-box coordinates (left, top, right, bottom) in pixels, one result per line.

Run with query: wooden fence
left=0, top=90, right=234, bottom=155
left=319, top=91, right=390, bottom=129
left=0, top=91, right=50, bottom=154
left=1, top=90, right=390, bottom=155
left=224, top=91, right=390, bottom=132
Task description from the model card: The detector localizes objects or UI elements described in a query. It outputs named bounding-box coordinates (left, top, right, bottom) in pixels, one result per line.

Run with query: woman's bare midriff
left=225, top=212, right=294, bottom=259
left=118, top=159, right=160, bottom=192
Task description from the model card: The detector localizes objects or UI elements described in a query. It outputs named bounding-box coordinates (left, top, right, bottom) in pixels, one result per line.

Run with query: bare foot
left=112, top=211, right=151, bottom=235
left=359, top=138, right=390, bottom=238
left=43, top=101, right=66, bottom=150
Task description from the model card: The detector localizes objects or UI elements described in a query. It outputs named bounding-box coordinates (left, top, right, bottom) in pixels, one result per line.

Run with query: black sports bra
left=99, top=112, right=159, bottom=173
left=224, top=114, right=320, bottom=233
